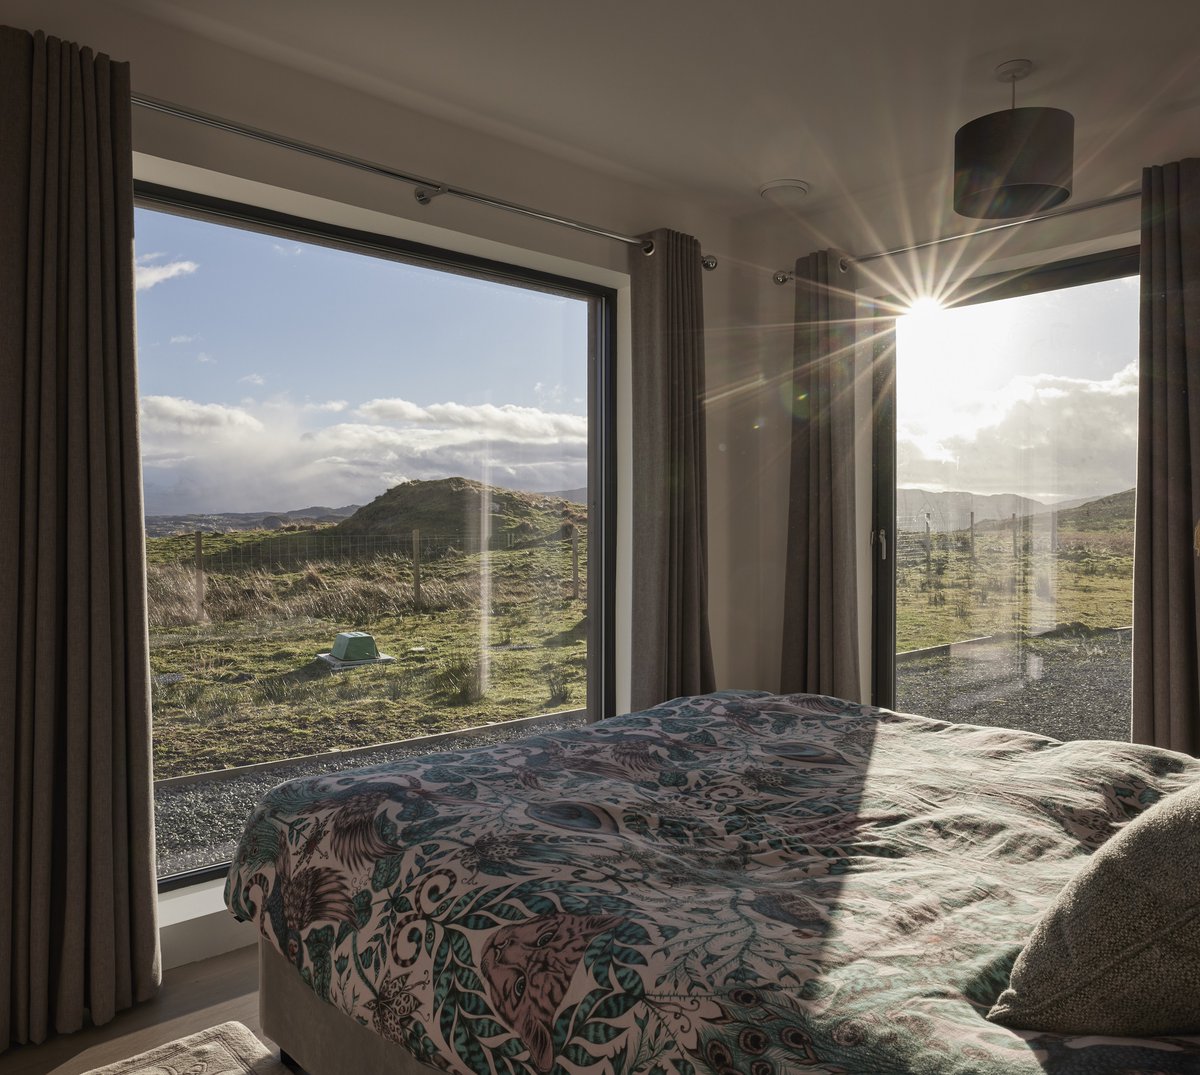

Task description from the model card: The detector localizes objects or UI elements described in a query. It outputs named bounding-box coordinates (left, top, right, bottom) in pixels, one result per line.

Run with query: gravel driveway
left=895, top=631, right=1132, bottom=743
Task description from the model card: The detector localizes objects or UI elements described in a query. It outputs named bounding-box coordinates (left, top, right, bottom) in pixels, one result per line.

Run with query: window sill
left=158, top=876, right=255, bottom=971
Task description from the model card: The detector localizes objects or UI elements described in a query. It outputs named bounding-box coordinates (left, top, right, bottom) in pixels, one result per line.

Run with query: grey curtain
left=780, top=251, right=861, bottom=700
left=0, top=26, right=160, bottom=1050
left=630, top=229, right=716, bottom=711
left=1133, top=158, right=1200, bottom=755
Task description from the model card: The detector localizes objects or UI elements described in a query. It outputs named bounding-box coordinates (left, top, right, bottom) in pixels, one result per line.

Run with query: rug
left=82, top=1021, right=287, bottom=1075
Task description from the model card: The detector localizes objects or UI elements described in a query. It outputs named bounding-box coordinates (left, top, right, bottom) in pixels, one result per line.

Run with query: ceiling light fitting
left=759, top=179, right=811, bottom=207
left=953, top=59, right=1073, bottom=219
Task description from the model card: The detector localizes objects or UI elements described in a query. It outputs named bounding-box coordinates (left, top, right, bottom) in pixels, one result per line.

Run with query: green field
left=148, top=478, right=1134, bottom=779
left=896, top=490, right=1133, bottom=651
left=148, top=516, right=587, bottom=778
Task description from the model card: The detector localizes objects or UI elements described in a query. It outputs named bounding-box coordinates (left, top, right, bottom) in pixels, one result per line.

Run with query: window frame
left=871, top=245, right=1140, bottom=709
left=135, top=182, right=618, bottom=891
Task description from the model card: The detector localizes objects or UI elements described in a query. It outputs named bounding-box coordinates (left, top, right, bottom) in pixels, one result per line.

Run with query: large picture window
left=875, top=251, right=1139, bottom=742
left=135, top=187, right=615, bottom=884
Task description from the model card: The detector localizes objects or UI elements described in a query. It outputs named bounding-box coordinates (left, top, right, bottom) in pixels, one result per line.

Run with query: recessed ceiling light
left=759, top=179, right=811, bottom=207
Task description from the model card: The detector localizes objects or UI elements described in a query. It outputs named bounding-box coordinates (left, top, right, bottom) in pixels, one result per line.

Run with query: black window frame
left=871, top=245, right=1140, bottom=709
left=135, top=181, right=618, bottom=891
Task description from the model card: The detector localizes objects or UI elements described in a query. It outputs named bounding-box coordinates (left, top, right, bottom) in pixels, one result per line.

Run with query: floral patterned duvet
left=225, top=690, right=1200, bottom=1074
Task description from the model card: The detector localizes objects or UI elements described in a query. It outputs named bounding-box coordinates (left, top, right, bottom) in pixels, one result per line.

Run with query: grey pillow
left=987, top=780, right=1200, bottom=1036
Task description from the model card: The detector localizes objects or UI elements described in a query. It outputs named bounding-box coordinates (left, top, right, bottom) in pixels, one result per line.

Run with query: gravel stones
left=155, top=713, right=586, bottom=878
left=895, top=633, right=1131, bottom=743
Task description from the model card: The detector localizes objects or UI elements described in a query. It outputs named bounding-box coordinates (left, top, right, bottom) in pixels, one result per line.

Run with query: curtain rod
left=770, top=188, right=1140, bottom=283
left=131, top=93, right=718, bottom=269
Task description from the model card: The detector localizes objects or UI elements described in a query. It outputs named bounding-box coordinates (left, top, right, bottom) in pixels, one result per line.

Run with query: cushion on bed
left=987, top=781, right=1200, bottom=1035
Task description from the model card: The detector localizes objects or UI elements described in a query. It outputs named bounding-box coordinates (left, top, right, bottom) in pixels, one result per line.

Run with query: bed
left=225, top=690, right=1200, bottom=1074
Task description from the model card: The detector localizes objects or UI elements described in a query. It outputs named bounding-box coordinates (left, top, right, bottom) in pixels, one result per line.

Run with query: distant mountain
left=144, top=503, right=360, bottom=537
left=895, top=487, right=1131, bottom=533
left=336, top=477, right=583, bottom=550
left=896, top=489, right=1048, bottom=532
left=545, top=486, right=587, bottom=505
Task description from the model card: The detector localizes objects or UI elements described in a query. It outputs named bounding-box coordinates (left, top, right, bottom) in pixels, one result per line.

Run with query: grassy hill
left=1053, top=487, right=1134, bottom=531
left=144, top=478, right=588, bottom=570
left=145, top=499, right=590, bottom=776
left=336, top=477, right=583, bottom=551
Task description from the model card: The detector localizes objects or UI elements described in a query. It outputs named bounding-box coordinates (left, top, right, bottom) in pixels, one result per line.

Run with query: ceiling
left=110, top=0, right=1200, bottom=227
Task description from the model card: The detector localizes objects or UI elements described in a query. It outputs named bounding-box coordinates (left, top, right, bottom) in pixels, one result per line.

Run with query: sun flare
left=905, top=295, right=945, bottom=320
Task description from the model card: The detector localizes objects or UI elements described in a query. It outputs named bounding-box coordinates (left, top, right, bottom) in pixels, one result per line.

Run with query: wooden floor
left=3, top=945, right=271, bottom=1075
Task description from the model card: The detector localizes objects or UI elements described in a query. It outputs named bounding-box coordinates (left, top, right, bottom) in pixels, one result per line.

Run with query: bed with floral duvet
left=225, top=690, right=1200, bottom=1074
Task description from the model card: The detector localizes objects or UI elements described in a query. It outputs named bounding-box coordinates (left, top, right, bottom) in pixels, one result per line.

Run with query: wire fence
left=895, top=512, right=1062, bottom=570
left=150, top=528, right=576, bottom=573
left=145, top=525, right=586, bottom=626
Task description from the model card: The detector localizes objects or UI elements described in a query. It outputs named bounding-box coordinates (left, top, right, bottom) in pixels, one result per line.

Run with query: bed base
left=259, top=938, right=443, bottom=1075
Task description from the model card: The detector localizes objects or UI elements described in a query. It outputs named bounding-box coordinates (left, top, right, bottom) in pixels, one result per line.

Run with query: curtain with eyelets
left=630, top=229, right=716, bottom=712
left=779, top=250, right=862, bottom=700
left=0, top=25, right=161, bottom=1052
left=1132, top=158, right=1200, bottom=755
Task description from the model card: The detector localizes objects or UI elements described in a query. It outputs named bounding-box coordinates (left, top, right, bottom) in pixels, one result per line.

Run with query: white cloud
left=169, top=334, right=198, bottom=344
left=197, top=353, right=215, bottom=364
left=140, top=396, right=264, bottom=435
left=533, top=381, right=565, bottom=409
left=139, top=394, right=588, bottom=515
left=356, top=397, right=587, bottom=442
left=239, top=373, right=266, bottom=386
left=356, top=397, right=429, bottom=423
left=135, top=258, right=198, bottom=291
left=273, top=243, right=303, bottom=256
left=898, top=362, right=1138, bottom=500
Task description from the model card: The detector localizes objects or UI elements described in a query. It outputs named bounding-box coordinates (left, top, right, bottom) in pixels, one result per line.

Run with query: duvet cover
left=226, top=690, right=1200, bottom=1074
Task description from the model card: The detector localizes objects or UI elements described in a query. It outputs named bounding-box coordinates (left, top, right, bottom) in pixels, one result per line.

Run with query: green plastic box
left=330, top=631, right=379, bottom=661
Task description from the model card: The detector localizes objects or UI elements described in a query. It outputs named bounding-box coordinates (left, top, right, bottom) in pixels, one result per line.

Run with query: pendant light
left=954, top=59, right=1074, bottom=219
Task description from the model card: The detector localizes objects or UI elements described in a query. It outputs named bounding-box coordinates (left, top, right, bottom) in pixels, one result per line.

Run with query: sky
left=895, top=274, right=1139, bottom=504
left=133, top=207, right=590, bottom=516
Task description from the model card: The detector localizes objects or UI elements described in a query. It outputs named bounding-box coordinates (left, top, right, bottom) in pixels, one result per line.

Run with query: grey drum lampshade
left=953, top=106, right=1074, bottom=218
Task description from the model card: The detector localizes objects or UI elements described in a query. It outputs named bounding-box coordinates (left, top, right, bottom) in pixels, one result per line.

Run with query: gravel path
left=155, top=713, right=586, bottom=879
left=895, top=632, right=1132, bottom=742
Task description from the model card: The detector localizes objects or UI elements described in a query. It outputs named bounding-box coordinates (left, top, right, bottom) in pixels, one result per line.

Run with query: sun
left=905, top=295, right=945, bottom=321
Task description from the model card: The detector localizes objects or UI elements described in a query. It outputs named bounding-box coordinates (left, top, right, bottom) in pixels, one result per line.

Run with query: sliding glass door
left=874, top=251, right=1139, bottom=741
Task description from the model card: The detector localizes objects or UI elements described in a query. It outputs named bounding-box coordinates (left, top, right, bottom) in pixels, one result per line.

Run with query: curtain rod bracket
left=414, top=185, right=446, bottom=206
left=701, top=253, right=718, bottom=271
left=641, top=239, right=655, bottom=255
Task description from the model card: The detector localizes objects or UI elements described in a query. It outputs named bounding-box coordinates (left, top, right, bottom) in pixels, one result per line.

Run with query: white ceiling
left=113, top=0, right=1200, bottom=224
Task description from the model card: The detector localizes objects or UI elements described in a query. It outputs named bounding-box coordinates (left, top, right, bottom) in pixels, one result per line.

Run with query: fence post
left=412, top=528, right=422, bottom=607
left=969, top=510, right=975, bottom=560
left=925, top=517, right=931, bottom=580
left=193, top=530, right=206, bottom=623
left=1012, top=513, right=1018, bottom=558
left=571, top=528, right=580, bottom=599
